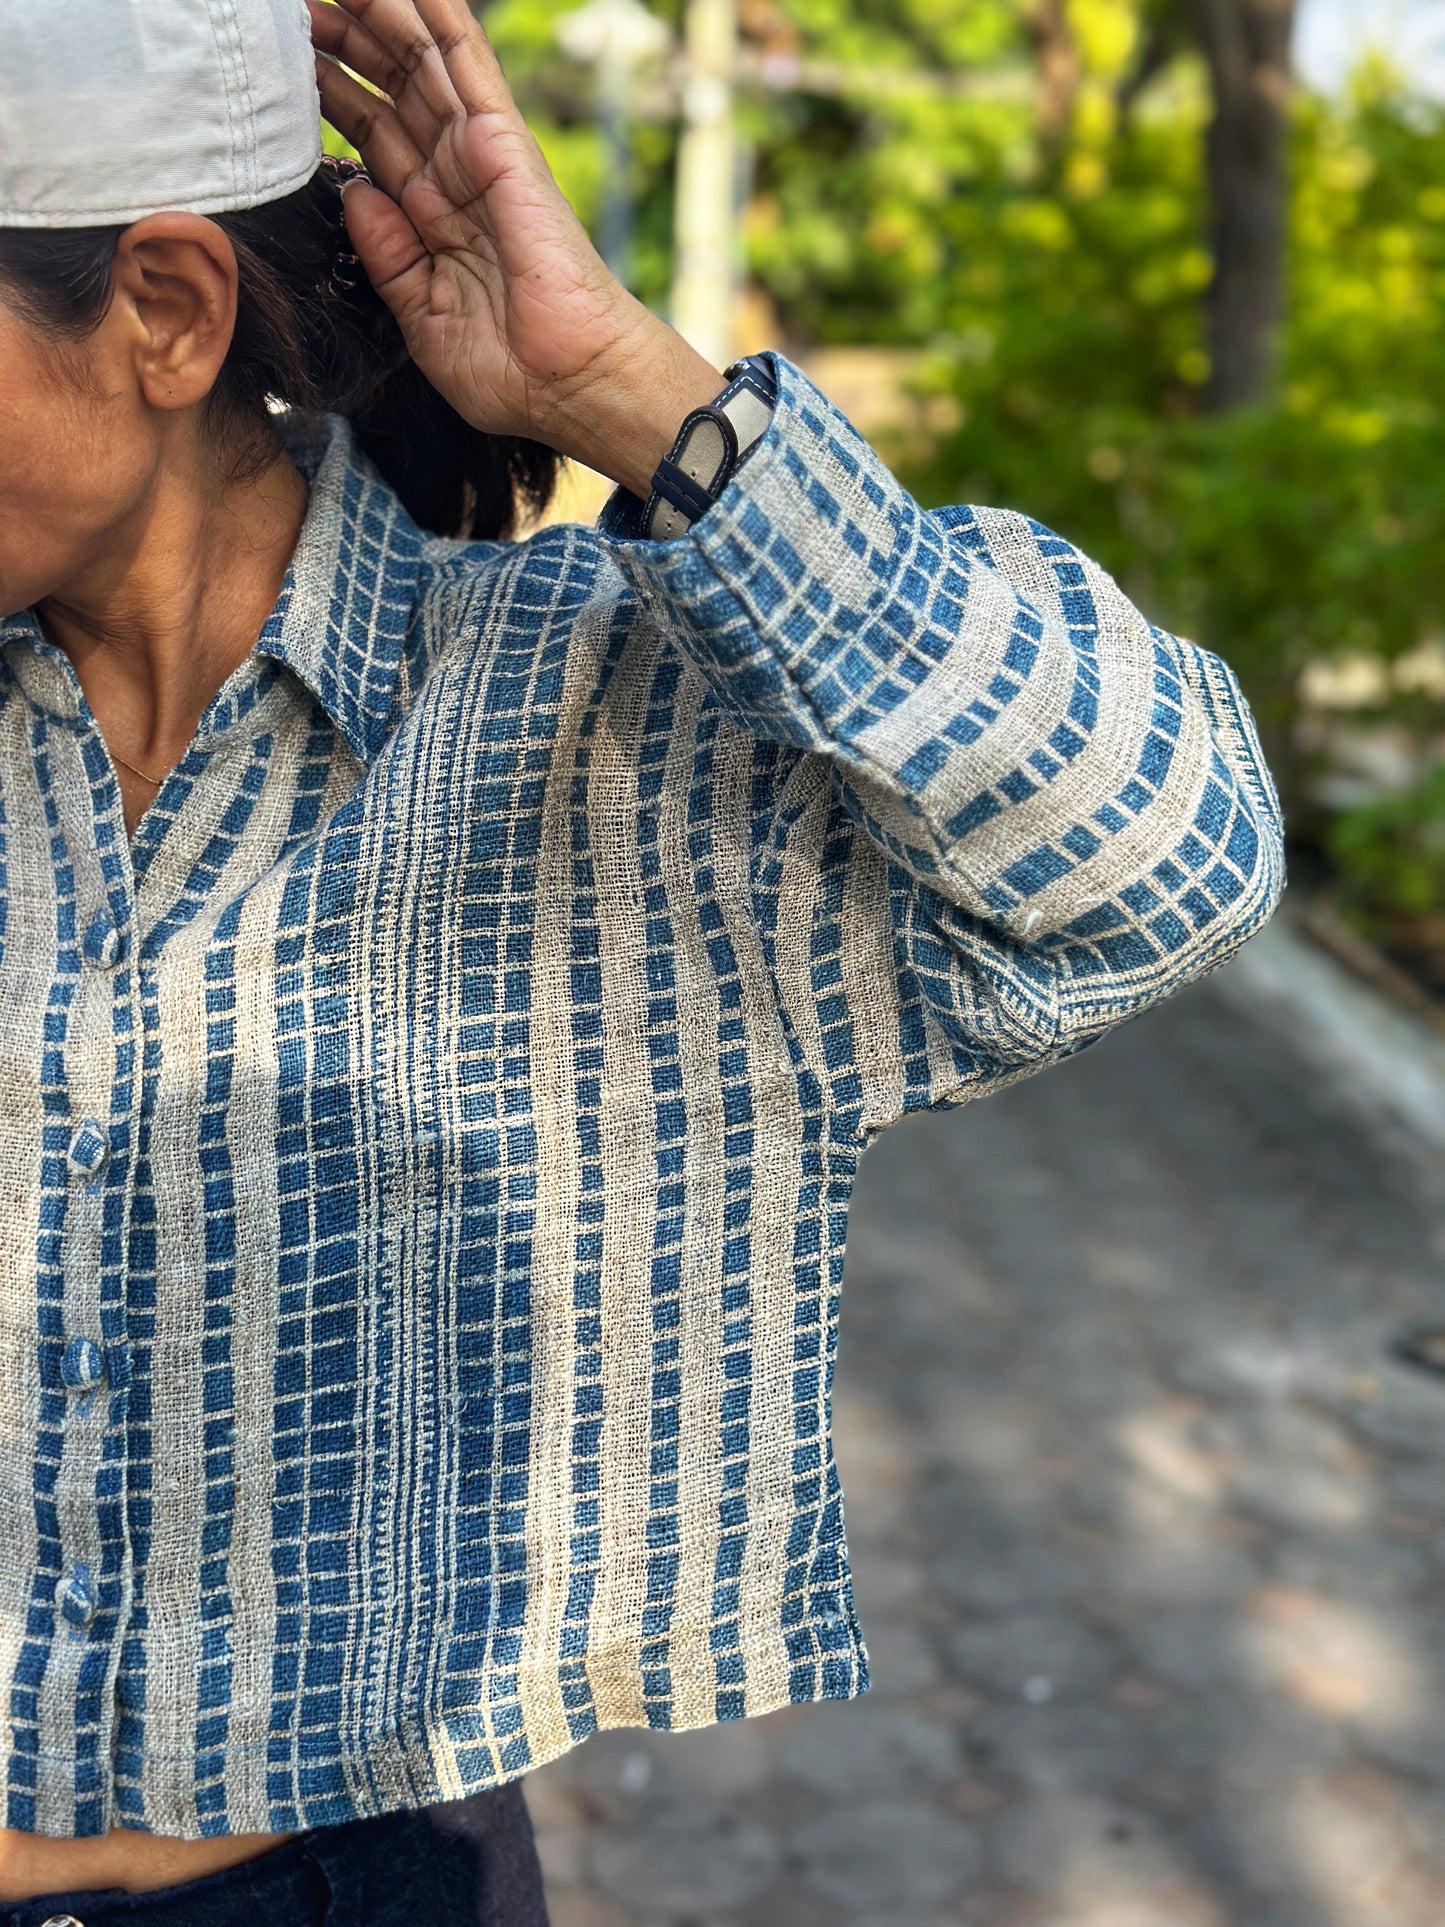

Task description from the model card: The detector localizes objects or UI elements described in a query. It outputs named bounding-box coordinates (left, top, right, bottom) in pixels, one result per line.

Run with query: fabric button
left=65, top=1119, right=110, bottom=1181
left=60, top=1335, right=106, bottom=1394
left=81, top=907, right=127, bottom=970
left=54, top=1568, right=95, bottom=1630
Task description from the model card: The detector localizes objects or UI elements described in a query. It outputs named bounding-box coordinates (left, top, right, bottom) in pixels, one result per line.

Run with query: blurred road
left=528, top=959, right=1445, bottom=1927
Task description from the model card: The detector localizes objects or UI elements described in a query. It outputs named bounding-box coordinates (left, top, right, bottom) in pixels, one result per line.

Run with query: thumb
left=340, top=180, right=432, bottom=334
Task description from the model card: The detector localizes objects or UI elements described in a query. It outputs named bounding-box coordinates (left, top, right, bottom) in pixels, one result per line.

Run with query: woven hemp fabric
left=0, top=353, right=1285, bottom=1838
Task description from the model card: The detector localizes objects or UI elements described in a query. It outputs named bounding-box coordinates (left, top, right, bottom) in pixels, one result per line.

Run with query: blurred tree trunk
left=1030, top=0, right=1080, bottom=146
left=1181, top=0, right=1297, bottom=411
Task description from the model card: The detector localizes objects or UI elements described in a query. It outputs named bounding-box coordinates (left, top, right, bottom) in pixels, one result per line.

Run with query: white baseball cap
left=0, top=0, right=322, bottom=229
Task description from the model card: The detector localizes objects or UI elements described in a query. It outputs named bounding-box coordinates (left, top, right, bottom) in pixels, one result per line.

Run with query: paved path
left=528, top=964, right=1445, bottom=1927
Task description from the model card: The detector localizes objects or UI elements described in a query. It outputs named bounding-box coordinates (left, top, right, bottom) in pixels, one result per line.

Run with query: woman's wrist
left=532, top=307, right=725, bottom=501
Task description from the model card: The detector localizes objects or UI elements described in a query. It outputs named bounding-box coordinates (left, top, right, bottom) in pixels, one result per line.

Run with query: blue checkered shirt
left=0, top=353, right=1284, bottom=1838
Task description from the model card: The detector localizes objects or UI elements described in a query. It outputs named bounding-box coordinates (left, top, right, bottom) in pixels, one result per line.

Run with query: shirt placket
left=52, top=897, right=135, bottom=1626
left=22, top=655, right=143, bottom=1833
left=6, top=611, right=312, bottom=1830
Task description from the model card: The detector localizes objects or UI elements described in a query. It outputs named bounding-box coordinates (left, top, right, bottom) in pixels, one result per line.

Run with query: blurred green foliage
left=485, top=0, right=1038, bottom=326
left=1328, top=761, right=1445, bottom=934
left=482, top=0, right=1445, bottom=965
left=909, top=67, right=1445, bottom=721
left=901, top=55, right=1445, bottom=955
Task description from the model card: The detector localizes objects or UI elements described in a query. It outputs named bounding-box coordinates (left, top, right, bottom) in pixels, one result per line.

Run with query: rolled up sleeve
left=597, top=353, right=1287, bottom=1145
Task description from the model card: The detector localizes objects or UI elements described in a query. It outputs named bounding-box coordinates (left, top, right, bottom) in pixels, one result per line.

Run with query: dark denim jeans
left=1, top=1785, right=549, bottom=1927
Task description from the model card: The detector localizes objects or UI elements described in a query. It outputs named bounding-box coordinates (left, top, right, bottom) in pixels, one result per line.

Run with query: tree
left=1177, top=0, right=1298, bottom=409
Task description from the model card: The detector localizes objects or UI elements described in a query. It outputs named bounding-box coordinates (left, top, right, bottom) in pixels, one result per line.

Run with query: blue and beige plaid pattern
left=0, top=354, right=1284, bottom=1839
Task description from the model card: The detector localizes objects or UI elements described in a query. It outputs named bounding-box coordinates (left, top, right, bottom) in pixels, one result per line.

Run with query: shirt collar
left=252, top=412, right=426, bottom=766
left=1, top=412, right=426, bottom=770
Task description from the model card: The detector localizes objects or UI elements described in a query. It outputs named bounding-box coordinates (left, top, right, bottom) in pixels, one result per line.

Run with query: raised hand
left=308, top=0, right=721, bottom=496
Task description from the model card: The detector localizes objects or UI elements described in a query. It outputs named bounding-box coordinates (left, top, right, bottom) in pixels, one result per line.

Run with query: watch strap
left=643, top=355, right=779, bottom=542
left=649, top=407, right=739, bottom=528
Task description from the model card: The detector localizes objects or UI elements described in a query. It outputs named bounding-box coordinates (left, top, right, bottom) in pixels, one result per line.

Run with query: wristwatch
left=642, top=355, right=779, bottom=542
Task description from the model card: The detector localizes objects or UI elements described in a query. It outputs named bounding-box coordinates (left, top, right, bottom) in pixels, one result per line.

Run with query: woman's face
left=0, top=216, right=239, bottom=620
left=0, top=293, right=158, bottom=620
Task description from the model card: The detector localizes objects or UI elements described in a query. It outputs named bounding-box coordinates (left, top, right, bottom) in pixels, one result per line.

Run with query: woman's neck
left=36, top=432, right=310, bottom=774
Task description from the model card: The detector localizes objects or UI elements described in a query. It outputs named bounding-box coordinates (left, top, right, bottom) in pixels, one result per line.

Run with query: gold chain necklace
left=110, top=746, right=166, bottom=786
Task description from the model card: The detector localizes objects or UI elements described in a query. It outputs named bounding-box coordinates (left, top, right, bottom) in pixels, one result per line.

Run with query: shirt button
left=54, top=1568, right=96, bottom=1630
left=66, top=1119, right=110, bottom=1181
left=38, top=1916, right=88, bottom=1927
left=81, top=907, right=127, bottom=970
left=60, top=1336, right=106, bottom=1394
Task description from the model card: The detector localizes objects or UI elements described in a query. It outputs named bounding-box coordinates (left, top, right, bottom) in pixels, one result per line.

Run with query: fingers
left=315, top=53, right=425, bottom=201
left=308, top=0, right=458, bottom=147
left=412, top=0, right=516, bottom=117
left=307, top=1, right=408, bottom=98
left=322, top=0, right=514, bottom=122
left=338, top=178, right=435, bottom=334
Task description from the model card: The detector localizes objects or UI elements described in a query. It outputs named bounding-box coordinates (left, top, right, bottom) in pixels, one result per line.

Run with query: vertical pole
left=670, top=0, right=739, bottom=368
left=555, top=0, right=669, bottom=292
left=597, top=40, right=634, bottom=286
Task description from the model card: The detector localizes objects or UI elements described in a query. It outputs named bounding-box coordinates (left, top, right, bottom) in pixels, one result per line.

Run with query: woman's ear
left=107, top=212, right=239, bottom=413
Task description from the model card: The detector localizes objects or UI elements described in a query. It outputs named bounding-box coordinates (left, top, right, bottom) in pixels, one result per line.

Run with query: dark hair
left=0, top=165, right=560, bottom=540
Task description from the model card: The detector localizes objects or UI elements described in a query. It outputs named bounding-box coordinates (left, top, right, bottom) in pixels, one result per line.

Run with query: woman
left=0, top=0, right=1285, bottom=1919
